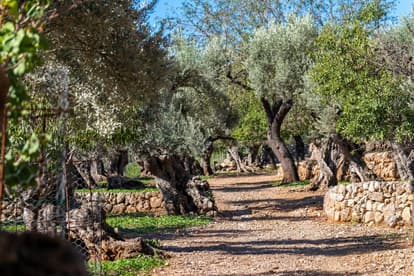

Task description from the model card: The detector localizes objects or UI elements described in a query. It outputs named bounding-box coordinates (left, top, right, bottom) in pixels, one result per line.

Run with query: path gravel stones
left=150, top=175, right=414, bottom=276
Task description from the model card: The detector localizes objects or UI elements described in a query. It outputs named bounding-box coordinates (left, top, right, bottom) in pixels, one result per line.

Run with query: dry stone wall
left=75, top=191, right=166, bottom=215
left=324, top=181, right=413, bottom=227
left=1, top=191, right=166, bottom=222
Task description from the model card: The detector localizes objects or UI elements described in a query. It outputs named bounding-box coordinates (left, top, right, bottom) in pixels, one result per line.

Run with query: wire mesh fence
left=0, top=70, right=106, bottom=275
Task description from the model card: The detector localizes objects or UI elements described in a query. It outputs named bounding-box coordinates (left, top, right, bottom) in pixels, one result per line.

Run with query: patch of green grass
left=381, top=233, right=401, bottom=240
left=0, top=222, right=26, bottom=232
left=106, top=213, right=213, bottom=234
left=339, top=181, right=351, bottom=185
left=139, top=176, right=156, bottom=185
left=272, top=179, right=310, bottom=187
left=75, top=187, right=158, bottom=193
left=98, top=180, right=108, bottom=187
left=89, top=255, right=165, bottom=276
left=124, top=163, right=142, bottom=178
left=145, top=239, right=161, bottom=248
left=200, top=175, right=214, bottom=180
left=260, top=167, right=279, bottom=174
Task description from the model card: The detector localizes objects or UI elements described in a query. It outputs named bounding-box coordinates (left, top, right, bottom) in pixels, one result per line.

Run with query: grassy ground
left=75, top=186, right=158, bottom=193
left=106, top=213, right=213, bottom=234
left=272, top=179, right=310, bottom=187
left=89, top=254, right=165, bottom=276
left=0, top=222, right=26, bottom=232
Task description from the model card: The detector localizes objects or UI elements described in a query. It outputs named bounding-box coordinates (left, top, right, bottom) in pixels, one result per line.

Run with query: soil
left=149, top=174, right=414, bottom=276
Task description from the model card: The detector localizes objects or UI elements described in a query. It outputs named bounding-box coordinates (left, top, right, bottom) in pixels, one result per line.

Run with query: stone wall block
left=324, top=181, right=412, bottom=227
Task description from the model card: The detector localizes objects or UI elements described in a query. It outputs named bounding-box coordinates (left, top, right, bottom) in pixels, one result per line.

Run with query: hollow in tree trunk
left=143, top=155, right=216, bottom=215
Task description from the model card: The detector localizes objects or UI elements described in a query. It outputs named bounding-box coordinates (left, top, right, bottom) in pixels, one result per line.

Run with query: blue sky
left=148, top=0, right=414, bottom=27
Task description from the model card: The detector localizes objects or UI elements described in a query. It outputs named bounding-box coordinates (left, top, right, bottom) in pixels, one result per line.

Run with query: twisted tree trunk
left=200, top=138, right=214, bottom=176
left=308, top=138, right=339, bottom=191
left=143, top=155, right=216, bottom=215
left=392, top=142, right=414, bottom=181
left=331, top=134, right=373, bottom=182
left=247, top=144, right=260, bottom=167
left=228, top=146, right=249, bottom=173
left=261, top=98, right=299, bottom=183
left=109, top=148, right=128, bottom=176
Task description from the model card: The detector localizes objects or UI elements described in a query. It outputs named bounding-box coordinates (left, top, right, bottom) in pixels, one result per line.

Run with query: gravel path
left=151, top=175, right=414, bottom=276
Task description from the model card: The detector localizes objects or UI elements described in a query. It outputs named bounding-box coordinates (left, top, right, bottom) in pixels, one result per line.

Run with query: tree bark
left=183, top=155, right=203, bottom=176
left=391, top=142, right=414, bottom=181
left=308, top=138, right=338, bottom=191
left=200, top=137, right=214, bottom=176
left=227, top=146, right=249, bottom=173
left=90, top=156, right=106, bottom=183
left=331, top=134, right=373, bottom=182
left=143, top=155, right=216, bottom=215
left=247, top=144, right=260, bottom=167
left=261, top=98, right=299, bottom=183
left=109, top=149, right=128, bottom=176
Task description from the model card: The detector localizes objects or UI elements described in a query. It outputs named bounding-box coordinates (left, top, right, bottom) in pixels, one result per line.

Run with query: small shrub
left=124, top=162, right=141, bottom=178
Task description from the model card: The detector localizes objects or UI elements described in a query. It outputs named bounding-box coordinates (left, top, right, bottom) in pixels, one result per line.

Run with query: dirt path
left=151, top=175, right=414, bottom=275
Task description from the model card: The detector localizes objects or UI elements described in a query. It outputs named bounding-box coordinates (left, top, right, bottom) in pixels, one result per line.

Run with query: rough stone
left=374, top=212, right=384, bottom=224
left=116, top=193, right=126, bottom=204
left=385, top=215, right=399, bottom=227
left=341, top=208, right=351, bottom=221
left=334, top=211, right=340, bottom=222
left=369, top=192, right=384, bottom=202
left=366, top=200, right=373, bottom=211
left=324, top=181, right=412, bottom=227
left=402, top=207, right=411, bottom=223
left=364, top=211, right=375, bottom=223
left=125, top=206, right=137, bottom=213
left=112, top=204, right=126, bottom=215
left=150, top=196, right=162, bottom=209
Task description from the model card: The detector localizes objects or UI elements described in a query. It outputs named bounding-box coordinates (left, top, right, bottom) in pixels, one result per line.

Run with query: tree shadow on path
left=164, top=234, right=405, bottom=257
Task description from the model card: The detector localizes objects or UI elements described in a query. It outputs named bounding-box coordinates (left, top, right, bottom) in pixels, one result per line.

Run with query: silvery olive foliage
left=130, top=36, right=234, bottom=158
left=246, top=15, right=317, bottom=102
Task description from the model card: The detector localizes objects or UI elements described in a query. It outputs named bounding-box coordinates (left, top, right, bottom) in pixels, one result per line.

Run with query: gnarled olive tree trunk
left=309, top=134, right=375, bottom=191
left=228, top=146, right=250, bottom=173
left=143, top=155, right=216, bottom=216
left=109, top=148, right=128, bottom=176
left=391, top=142, right=414, bottom=181
left=261, top=98, right=299, bottom=183
left=200, top=138, right=214, bottom=176
left=308, top=138, right=340, bottom=191
left=246, top=144, right=260, bottom=167
left=331, top=134, right=373, bottom=182
left=293, top=135, right=306, bottom=162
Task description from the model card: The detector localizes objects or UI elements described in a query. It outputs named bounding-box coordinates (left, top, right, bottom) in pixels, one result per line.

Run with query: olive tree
left=246, top=15, right=317, bottom=183
left=308, top=1, right=410, bottom=190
